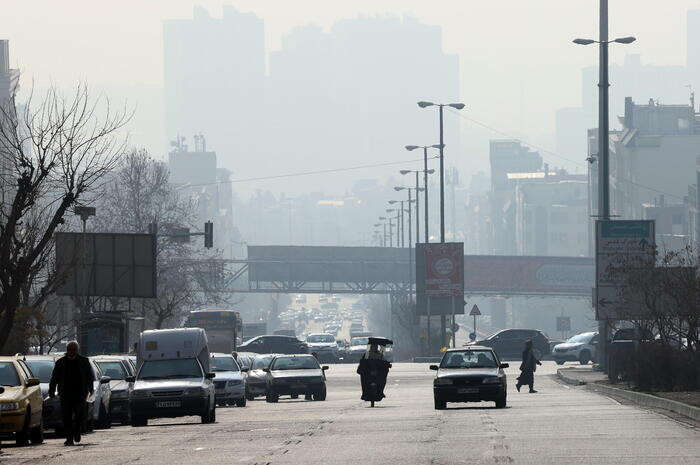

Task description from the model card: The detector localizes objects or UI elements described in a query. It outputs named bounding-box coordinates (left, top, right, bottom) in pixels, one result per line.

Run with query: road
left=4, top=362, right=699, bottom=464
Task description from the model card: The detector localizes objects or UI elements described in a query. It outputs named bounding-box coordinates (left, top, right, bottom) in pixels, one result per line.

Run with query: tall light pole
left=574, top=3, right=636, bottom=371
left=405, top=145, right=439, bottom=242
left=417, top=101, right=465, bottom=243
left=395, top=187, right=417, bottom=294
left=400, top=171, right=427, bottom=244
left=379, top=216, right=390, bottom=247
left=386, top=208, right=400, bottom=247
left=388, top=200, right=405, bottom=247
left=373, top=223, right=383, bottom=247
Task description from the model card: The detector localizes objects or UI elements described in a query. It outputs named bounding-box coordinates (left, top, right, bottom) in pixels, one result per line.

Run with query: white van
left=128, top=328, right=216, bottom=426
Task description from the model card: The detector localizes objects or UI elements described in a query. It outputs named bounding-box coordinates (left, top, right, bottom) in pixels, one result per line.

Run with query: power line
left=176, top=156, right=438, bottom=189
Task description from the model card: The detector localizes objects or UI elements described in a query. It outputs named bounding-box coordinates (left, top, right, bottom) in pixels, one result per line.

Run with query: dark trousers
left=60, top=397, right=86, bottom=439
left=516, top=371, right=535, bottom=391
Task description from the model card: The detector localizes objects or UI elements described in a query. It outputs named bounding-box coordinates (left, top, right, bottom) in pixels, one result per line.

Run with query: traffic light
left=204, top=221, right=213, bottom=248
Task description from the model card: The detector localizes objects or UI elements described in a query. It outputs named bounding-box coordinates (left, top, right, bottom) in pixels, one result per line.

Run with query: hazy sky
left=3, top=0, right=699, bottom=192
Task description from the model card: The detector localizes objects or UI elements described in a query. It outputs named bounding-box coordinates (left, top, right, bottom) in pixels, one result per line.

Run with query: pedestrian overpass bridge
left=211, top=246, right=593, bottom=298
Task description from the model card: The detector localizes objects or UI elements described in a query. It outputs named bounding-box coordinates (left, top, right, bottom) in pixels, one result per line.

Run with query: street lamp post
left=417, top=101, right=465, bottom=243
left=405, top=146, right=439, bottom=242
left=400, top=172, right=427, bottom=245
left=395, top=187, right=417, bottom=294
left=574, top=1, right=636, bottom=371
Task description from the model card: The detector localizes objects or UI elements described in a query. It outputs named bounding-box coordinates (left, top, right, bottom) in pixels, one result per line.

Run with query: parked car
left=245, top=354, right=278, bottom=400
left=264, top=354, right=328, bottom=402
left=430, top=347, right=508, bottom=410
left=87, top=358, right=113, bottom=430
left=237, top=335, right=308, bottom=355
left=552, top=332, right=599, bottom=365
left=470, top=329, right=550, bottom=360
left=92, top=355, right=135, bottom=425
left=22, top=355, right=62, bottom=432
left=0, top=356, right=44, bottom=445
left=210, top=353, right=247, bottom=407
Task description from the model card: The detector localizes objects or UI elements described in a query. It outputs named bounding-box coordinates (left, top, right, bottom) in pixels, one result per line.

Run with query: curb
left=557, top=369, right=700, bottom=422
left=556, top=369, right=586, bottom=386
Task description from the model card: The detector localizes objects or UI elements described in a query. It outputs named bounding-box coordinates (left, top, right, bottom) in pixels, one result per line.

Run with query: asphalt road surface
left=3, top=362, right=699, bottom=464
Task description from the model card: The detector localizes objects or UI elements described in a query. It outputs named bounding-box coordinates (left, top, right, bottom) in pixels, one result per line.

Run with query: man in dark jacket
left=49, top=341, right=95, bottom=446
left=516, top=339, right=541, bottom=393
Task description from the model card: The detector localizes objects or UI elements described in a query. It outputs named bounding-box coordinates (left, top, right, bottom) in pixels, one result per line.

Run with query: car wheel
left=97, top=404, right=110, bottom=429
left=235, top=398, right=247, bottom=407
left=555, top=360, right=565, bottom=365
left=266, top=391, right=279, bottom=403
left=313, top=386, right=327, bottom=401
left=131, top=413, right=148, bottom=427
left=434, top=396, right=446, bottom=410
left=495, top=395, right=507, bottom=409
left=16, top=409, right=30, bottom=446
left=210, top=405, right=216, bottom=423
left=579, top=350, right=591, bottom=365
left=30, top=418, right=44, bottom=445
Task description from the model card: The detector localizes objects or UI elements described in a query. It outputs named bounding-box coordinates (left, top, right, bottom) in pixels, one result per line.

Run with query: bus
left=185, top=309, right=242, bottom=353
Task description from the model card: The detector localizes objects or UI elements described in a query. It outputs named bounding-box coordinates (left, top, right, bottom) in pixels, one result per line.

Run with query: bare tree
left=0, top=85, right=130, bottom=351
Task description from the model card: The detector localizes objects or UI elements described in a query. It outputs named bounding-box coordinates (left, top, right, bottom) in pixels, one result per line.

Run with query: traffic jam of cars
left=0, top=289, right=609, bottom=446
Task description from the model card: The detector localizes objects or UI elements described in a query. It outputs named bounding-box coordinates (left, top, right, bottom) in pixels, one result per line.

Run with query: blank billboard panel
left=55, top=232, right=156, bottom=298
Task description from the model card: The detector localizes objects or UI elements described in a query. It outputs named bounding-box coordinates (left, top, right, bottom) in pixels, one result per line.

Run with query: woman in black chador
left=356, top=338, right=392, bottom=406
left=516, top=339, right=542, bottom=393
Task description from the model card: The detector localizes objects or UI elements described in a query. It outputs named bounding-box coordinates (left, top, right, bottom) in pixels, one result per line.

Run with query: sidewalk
left=557, top=365, right=700, bottom=422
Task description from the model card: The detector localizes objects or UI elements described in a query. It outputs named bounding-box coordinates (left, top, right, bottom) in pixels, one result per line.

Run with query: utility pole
left=439, top=105, right=445, bottom=243
left=415, top=171, right=421, bottom=244
left=424, top=147, right=430, bottom=243
left=400, top=200, right=405, bottom=247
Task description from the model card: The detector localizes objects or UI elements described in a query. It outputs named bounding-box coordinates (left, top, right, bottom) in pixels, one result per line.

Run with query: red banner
left=425, top=243, right=464, bottom=297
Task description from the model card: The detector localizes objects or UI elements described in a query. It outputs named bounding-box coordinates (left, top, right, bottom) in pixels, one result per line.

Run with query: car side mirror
left=241, top=367, right=249, bottom=373
left=125, top=376, right=136, bottom=383
left=205, top=372, right=216, bottom=379
left=26, top=377, right=40, bottom=387
left=429, top=365, right=439, bottom=371
left=100, top=376, right=111, bottom=384
left=322, top=366, right=329, bottom=371
left=500, top=363, right=509, bottom=369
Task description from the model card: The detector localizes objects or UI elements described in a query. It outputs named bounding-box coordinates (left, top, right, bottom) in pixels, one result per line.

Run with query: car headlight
left=227, top=380, right=243, bottom=387
left=183, top=387, right=204, bottom=396
left=0, top=402, right=20, bottom=411
left=111, top=390, right=129, bottom=399
left=482, top=377, right=502, bottom=384
left=131, top=390, right=151, bottom=398
left=435, top=378, right=453, bottom=385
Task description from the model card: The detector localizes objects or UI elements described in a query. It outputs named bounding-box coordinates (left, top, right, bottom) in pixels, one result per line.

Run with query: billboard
left=595, top=220, right=655, bottom=320
left=55, top=232, right=157, bottom=298
left=416, top=243, right=465, bottom=316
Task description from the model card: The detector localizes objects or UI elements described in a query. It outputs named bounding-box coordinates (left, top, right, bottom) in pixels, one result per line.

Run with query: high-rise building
left=163, top=6, right=265, bottom=168
left=688, top=10, right=700, bottom=95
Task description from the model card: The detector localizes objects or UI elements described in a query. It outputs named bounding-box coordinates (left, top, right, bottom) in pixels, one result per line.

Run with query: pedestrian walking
left=516, top=339, right=541, bottom=393
left=49, top=341, right=95, bottom=446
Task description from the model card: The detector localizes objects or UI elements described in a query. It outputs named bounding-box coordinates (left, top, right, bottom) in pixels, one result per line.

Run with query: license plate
left=155, top=401, right=181, bottom=408
left=458, top=387, right=479, bottom=394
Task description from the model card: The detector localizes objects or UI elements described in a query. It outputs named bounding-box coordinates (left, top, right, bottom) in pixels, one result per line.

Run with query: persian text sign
left=424, top=242, right=464, bottom=297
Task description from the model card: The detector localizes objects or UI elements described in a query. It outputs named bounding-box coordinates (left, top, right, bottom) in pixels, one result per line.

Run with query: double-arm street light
left=404, top=145, right=439, bottom=242
left=574, top=0, right=635, bottom=372
left=396, top=186, right=418, bottom=295
left=385, top=208, right=400, bottom=247
left=388, top=201, right=405, bottom=247
left=373, top=223, right=384, bottom=247
left=417, top=101, right=465, bottom=243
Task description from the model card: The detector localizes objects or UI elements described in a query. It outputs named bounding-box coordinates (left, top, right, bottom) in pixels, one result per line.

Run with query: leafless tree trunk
left=0, top=85, right=130, bottom=352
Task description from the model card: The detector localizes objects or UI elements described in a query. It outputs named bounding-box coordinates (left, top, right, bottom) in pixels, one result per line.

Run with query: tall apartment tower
left=688, top=10, right=700, bottom=104
left=163, top=6, right=265, bottom=167
left=0, top=40, right=19, bottom=107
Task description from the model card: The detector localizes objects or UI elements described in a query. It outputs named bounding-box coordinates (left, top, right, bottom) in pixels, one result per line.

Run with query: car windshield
left=271, top=356, right=320, bottom=370
left=307, top=334, right=334, bottom=343
left=25, top=360, right=54, bottom=383
left=567, top=333, right=593, bottom=344
left=252, top=356, right=274, bottom=370
left=211, top=356, right=239, bottom=372
left=138, top=358, right=203, bottom=380
left=351, top=337, right=369, bottom=346
left=440, top=351, right=499, bottom=369
left=0, top=362, right=21, bottom=386
left=95, top=361, right=126, bottom=380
